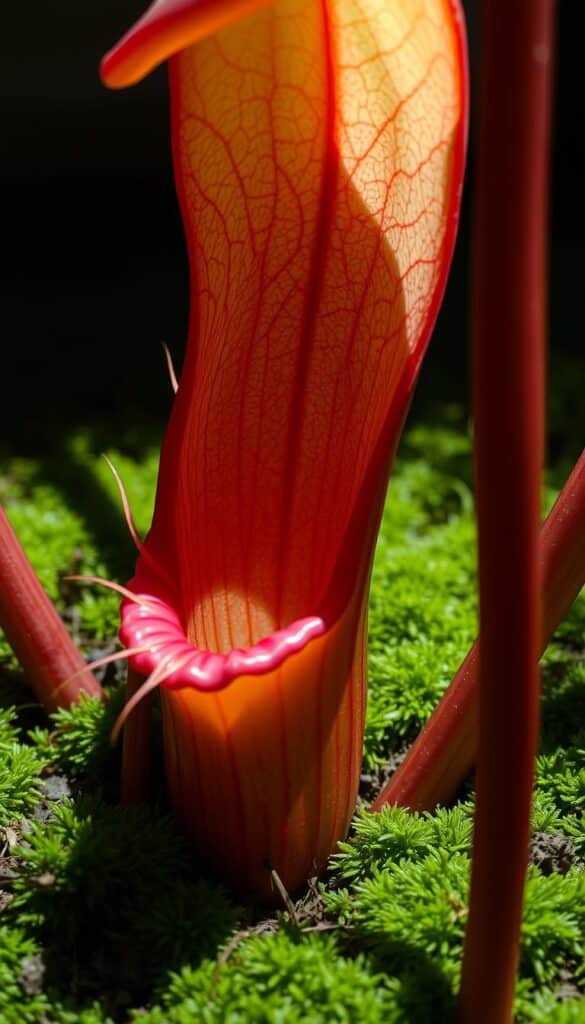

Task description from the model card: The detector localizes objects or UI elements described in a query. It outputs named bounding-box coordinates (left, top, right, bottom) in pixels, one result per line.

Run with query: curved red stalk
left=121, top=666, right=155, bottom=802
left=0, top=506, right=102, bottom=712
left=458, top=2, right=555, bottom=1021
left=102, top=0, right=468, bottom=898
left=372, top=447, right=585, bottom=814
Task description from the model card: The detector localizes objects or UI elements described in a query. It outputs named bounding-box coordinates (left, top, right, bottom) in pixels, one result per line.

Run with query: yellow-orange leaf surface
left=103, top=0, right=467, bottom=897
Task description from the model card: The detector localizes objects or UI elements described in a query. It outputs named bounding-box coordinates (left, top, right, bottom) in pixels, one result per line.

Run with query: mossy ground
left=0, top=381, right=583, bottom=1023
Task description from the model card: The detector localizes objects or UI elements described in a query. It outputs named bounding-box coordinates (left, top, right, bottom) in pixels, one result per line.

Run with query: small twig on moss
left=268, top=866, right=299, bottom=927
left=211, top=920, right=277, bottom=996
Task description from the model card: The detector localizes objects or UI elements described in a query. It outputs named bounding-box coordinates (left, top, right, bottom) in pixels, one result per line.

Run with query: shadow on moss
left=7, top=798, right=238, bottom=1019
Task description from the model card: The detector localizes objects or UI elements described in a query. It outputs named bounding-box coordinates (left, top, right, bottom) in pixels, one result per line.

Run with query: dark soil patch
left=530, top=831, right=576, bottom=875
left=358, top=745, right=410, bottom=806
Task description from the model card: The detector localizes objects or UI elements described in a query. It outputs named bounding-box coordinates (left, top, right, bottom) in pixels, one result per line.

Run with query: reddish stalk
left=458, top=2, right=555, bottom=1022
left=121, top=665, right=153, bottom=803
left=372, top=447, right=585, bottom=813
left=0, top=506, right=102, bottom=712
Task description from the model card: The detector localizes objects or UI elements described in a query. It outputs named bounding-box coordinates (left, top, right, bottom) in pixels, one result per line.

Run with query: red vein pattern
left=102, top=0, right=467, bottom=896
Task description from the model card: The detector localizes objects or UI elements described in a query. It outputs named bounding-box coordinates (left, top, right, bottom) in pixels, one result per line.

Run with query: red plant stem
left=458, top=3, right=555, bottom=1022
left=371, top=448, right=585, bottom=814
left=0, top=506, right=102, bottom=712
left=121, top=665, right=153, bottom=803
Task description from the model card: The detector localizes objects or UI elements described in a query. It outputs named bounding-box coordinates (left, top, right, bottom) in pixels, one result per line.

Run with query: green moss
left=540, top=604, right=585, bottom=754
left=6, top=797, right=237, bottom=1008
left=535, top=746, right=585, bottom=857
left=0, top=928, right=50, bottom=1024
left=520, top=868, right=584, bottom=989
left=133, top=933, right=402, bottom=1024
left=330, top=805, right=473, bottom=883
left=365, top=440, right=477, bottom=766
left=0, top=407, right=583, bottom=1022
left=520, top=991, right=585, bottom=1023
left=0, top=707, right=19, bottom=749
left=0, top=708, right=45, bottom=824
left=325, top=846, right=584, bottom=1020
left=30, top=689, right=125, bottom=782
left=326, top=851, right=469, bottom=989
left=536, top=747, right=585, bottom=821
left=47, top=1007, right=115, bottom=1024
left=0, top=439, right=159, bottom=666
left=0, top=479, right=89, bottom=604
left=531, top=791, right=567, bottom=835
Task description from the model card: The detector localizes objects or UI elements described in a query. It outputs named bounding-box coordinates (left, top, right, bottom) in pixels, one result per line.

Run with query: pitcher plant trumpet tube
left=101, top=0, right=467, bottom=897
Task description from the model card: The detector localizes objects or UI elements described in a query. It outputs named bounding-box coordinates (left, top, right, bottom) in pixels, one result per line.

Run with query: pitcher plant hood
left=101, top=0, right=467, bottom=896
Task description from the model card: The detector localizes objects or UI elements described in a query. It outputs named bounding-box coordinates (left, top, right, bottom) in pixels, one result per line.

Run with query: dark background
left=1, top=1, right=583, bottom=459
